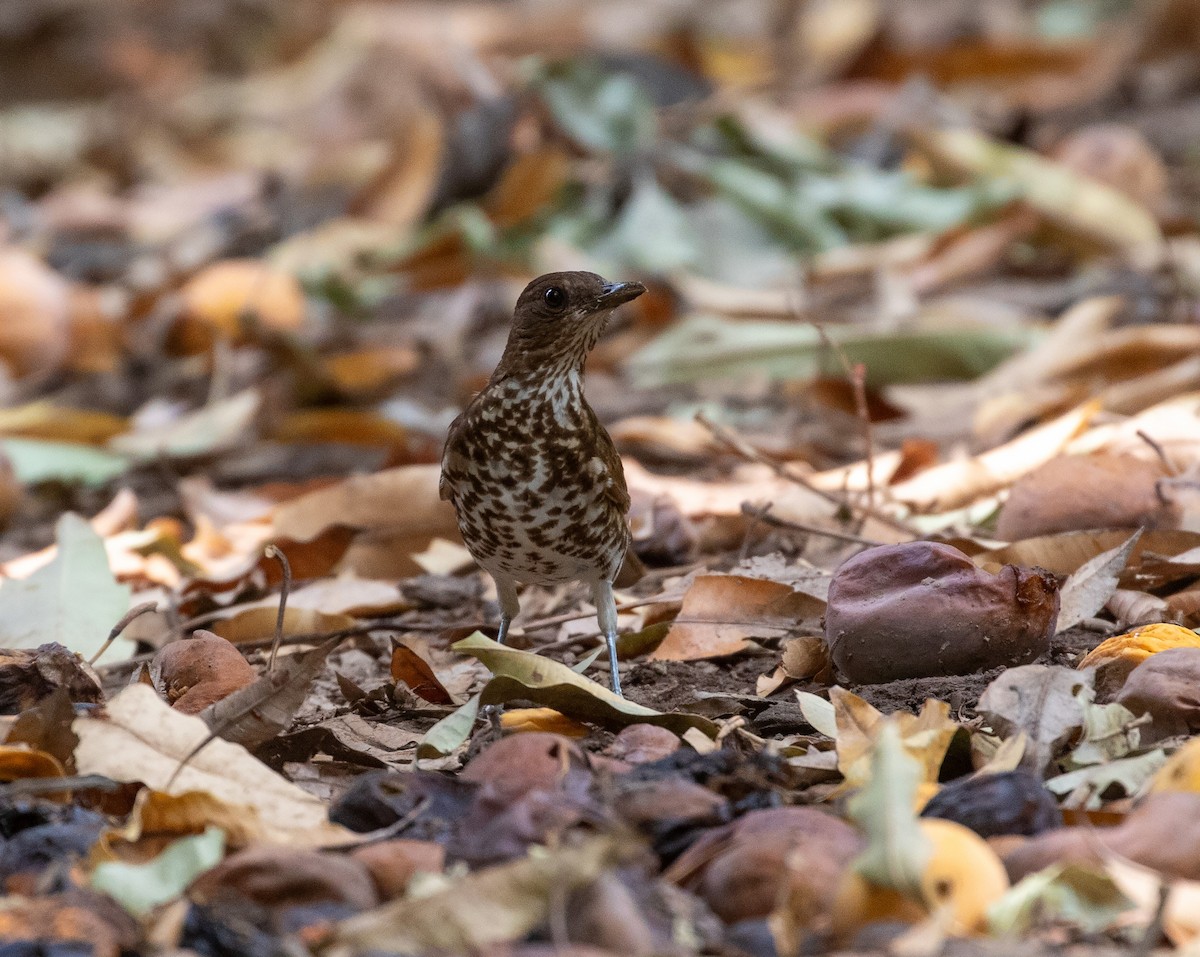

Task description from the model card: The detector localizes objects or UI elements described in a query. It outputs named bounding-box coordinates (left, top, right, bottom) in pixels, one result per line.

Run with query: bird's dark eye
left=543, top=286, right=566, bottom=311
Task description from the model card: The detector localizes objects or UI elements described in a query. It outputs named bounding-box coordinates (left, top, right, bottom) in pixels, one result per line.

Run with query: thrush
left=440, top=271, right=646, bottom=696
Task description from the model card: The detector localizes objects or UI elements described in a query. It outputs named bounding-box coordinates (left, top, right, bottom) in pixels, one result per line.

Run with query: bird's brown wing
left=438, top=411, right=466, bottom=503
left=588, top=407, right=630, bottom=514
left=588, top=410, right=643, bottom=586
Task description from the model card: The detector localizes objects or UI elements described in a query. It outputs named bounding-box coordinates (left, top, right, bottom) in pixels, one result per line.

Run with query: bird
left=440, top=271, right=646, bottom=696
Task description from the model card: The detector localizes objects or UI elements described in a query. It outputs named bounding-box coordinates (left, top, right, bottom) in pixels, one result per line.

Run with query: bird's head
left=498, top=271, right=646, bottom=376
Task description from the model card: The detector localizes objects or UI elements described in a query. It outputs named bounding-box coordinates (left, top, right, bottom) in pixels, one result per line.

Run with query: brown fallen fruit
left=1117, top=646, right=1200, bottom=742
left=920, top=770, right=1062, bottom=837
left=189, top=845, right=378, bottom=910
left=351, top=839, right=445, bottom=901
left=996, top=453, right=1178, bottom=541
left=665, top=806, right=863, bottom=924
left=460, top=732, right=592, bottom=803
left=1003, top=792, right=1200, bottom=882
left=153, top=631, right=256, bottom=714
left=605, top=724, right=681, bottom=765
left=0, top=248, right=71, bottom=382
left=825, top=541, right=1059, bottom=683
left=612, top=779, right=728, bottom=831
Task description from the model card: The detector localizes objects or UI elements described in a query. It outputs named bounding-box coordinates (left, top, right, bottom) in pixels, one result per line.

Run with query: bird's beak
left=596, top=281, right=646, bottom=309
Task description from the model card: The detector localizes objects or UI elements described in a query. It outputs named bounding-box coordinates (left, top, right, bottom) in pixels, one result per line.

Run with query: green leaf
left=708, top=113, right=831, bottom=174
left=0, top=513, right=132, bottom=660
left=845, top=721, right=931, bottom=896
left=2, top=438, right=130, bottom=486
left=807, top=166, right=1014, bottom=237
left=533, top=61, right=656, bottom=155
left=417, top=694, right=480, bottom=760
left=91, top=826, right=225, bottom=916
left=705, top=159, right=845, bottom=251
left=588, top=176, right=697, bottom=273
left=1045, top=750, right=1167, bottom=808
left=453, top=632, right=718, bottom=737
left=988, top=863, right=1134, bottom=934
left=683, top=199, right=797, bottom=285
left=1065, top=695, right=1141, bottom=768
left=417, top=645, right=605, bottom=760
left=626, top=313, right=1036, bottom=388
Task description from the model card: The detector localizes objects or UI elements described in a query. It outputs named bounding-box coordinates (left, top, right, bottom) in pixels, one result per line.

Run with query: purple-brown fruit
left=921, top=771, right=1061, bottom=837
left=825, top=542, right=1059, bottom=683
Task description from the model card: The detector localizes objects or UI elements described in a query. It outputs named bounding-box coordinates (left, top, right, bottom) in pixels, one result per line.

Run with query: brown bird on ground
left=440, top=271, right=646, bottom=696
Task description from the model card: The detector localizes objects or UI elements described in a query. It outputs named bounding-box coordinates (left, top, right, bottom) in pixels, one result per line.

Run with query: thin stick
left=740, top=502, right=885, bottom=547
left=850, top=362, right=878, bottom=512
left=811, top=322, right=878, bottom=515
left=88, top=602, right=160, bottom=666
left=263, top=545, right=291, bottom=671
left=1137, top=429, right=1177, bottom=476
left=522, top=592, right=686, bottom=635
left=0, top=774, right=123, bottom=798
left=739, top=501, right=773, bottom=562
left=321, top=796, right=433, bottom=852
left=695, top=411, right=915, bottom=535
left=96, top=622, right=391, bottom=677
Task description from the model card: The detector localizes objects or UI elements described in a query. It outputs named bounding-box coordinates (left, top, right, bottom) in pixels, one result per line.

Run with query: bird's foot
left=604, top=629, right=623, bottom=697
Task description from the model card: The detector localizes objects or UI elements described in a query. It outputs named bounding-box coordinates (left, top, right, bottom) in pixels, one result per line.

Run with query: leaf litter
left=3, top=0, right=1200, bottom=953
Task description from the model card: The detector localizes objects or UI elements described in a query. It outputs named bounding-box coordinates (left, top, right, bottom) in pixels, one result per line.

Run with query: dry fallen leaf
left=998, top=455, right=1177, bottom=541
left=272, top=465, right=458, bottom=544
left=73, top=684, right=350, bottom=846
left=391, top=639, right=457, bottom=705
left=1056, top=531, right=1142, bottom=634
left=757, top=635, right=831, bottom=696
left=978, top=665, right=1091, bottom=775
left=827, top=687, right=958, bottom=795
left=651, top=574, right=824, bottom=662
left=498, top=707, right=590, bottom=737
left=176, top=259, right=306, bottom=350
left=912, top=126, right=1163, bottom=259
left=198, top=636, right=342, bottom=749
left=888, top=401, right=1100, bottom=512
left=332, top=837, right=624, bottom=953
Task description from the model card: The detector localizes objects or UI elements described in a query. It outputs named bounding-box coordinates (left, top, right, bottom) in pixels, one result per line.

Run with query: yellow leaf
left=500, top=708, right=589, bottom=738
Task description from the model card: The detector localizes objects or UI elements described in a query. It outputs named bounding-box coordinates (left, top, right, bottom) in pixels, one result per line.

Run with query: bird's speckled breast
left=441, top=371, right=630, bottom=586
